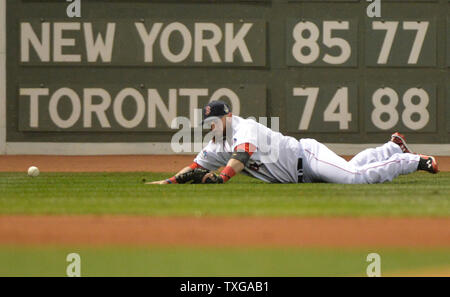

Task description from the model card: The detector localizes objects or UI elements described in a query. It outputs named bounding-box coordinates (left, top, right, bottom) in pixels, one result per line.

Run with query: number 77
left=372, top=21, right=429, bottom=64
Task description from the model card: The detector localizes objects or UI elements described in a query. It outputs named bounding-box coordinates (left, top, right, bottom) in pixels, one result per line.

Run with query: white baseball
left=27, top=166, right=40, bottom=177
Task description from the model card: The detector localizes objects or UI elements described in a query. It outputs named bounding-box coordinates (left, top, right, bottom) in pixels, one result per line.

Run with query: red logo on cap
left=205, top=106, right=211, bottom=116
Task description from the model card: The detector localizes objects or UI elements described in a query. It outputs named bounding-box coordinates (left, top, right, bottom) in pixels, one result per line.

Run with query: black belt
left=297, top=158, right=303, bottom=183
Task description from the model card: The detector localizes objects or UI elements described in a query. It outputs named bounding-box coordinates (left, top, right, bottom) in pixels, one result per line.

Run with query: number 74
left=293, top=87, right=351, bottom=130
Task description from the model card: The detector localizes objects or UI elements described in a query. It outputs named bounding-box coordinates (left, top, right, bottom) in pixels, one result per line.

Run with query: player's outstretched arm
left=145, top=164, right=199, bottom=185
left=201, top=158, right=244, bottom=184
left=201, top=143, right=255, bottom=184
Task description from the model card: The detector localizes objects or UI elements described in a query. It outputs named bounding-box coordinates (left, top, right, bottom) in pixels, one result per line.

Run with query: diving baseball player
left=147, top=101, right=439, bottom=185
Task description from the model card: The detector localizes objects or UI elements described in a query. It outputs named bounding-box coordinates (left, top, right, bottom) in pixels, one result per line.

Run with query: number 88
left=371, top=87, right=429, bottom=131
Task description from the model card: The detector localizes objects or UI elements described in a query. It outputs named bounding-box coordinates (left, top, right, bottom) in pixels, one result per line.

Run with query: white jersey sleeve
left=231, top=123, right=258, bottom=153
left=193, top=141, right=228, bottom=171
left=229, top=116, right=301, bottom=183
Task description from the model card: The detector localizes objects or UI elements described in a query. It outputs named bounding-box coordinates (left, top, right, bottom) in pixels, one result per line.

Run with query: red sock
left=220, top=166, right=236, bottom=183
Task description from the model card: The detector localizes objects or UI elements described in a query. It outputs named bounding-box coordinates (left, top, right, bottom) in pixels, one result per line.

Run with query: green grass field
left=1, top=246, right=449, bottom=277
left=0, top=172, right=449, bottom=216
left=1, top=171, right=449, bottom=276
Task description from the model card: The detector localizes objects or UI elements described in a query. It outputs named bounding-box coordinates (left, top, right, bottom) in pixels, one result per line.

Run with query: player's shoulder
left=231, top=116, right=263, bottom=146
left=203, top=139, right=219, bottom=150
left=202, top=138, right=228, bottom=154
left=232, top=115, right=260, bottom=131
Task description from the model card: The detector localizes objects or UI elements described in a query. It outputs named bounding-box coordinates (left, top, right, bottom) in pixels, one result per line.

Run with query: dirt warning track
left=0, top=216, right=449, bottom=248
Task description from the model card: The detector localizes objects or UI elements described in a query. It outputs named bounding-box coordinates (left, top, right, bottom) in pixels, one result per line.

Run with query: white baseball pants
left=298, top=139, right=420, bottom=184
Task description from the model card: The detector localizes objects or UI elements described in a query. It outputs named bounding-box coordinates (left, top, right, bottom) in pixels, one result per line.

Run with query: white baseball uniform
left=194, top=115, right=420, bottom=184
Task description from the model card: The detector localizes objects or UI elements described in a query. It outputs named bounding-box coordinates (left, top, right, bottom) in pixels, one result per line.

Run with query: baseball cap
left=202, top=101, right=231, bottom=124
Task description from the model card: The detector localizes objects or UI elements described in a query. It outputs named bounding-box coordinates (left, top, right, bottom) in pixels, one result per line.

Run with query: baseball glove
left=203, top=172, right=224, bottom=184
left=175, top=168, right=210, bottom=184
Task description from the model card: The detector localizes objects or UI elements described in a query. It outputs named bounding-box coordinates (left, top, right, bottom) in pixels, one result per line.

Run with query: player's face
left=210, top=117, right=225, bottom=132
left=210, top=116, right=228, bottom=137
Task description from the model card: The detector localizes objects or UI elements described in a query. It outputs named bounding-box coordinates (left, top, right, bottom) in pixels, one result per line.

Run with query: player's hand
left=202, top=173, right=215, bottom=183
left=145, top=180, right=168, bottom=185
left=202, top=172, right=224, bottom=184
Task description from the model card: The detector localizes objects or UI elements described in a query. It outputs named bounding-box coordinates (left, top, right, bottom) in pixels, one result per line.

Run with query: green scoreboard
left=4, top=0, right=450, bottom=152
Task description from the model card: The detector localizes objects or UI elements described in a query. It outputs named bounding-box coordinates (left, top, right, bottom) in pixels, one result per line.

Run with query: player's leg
left=349, top=132, right=410, bottom=167
left=348, top=141, right=401, bottom=167
left=354, top=153, right=420, bottom=184
left=299, top=138, right=434, bottom=184
left=300, top=138, right=361, bottom=184
left=354, top=153, right=438, bottom=184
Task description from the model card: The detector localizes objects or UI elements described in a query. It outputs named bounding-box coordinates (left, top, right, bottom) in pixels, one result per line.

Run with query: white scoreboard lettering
left=287, top=19, right=358, bottom=67
left=20, top=19, right=267, bottom=66
left=286, top=84, right=358, bottom=132
left=365, top=85, right=436, bottom=132
left=366, top=19, right=436, bottom=66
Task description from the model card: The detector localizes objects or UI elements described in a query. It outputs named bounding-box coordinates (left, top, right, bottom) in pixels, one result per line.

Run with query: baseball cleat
left=417, top=155, right=439, bottom=174
left=390, top=132, right=412, bottom=154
